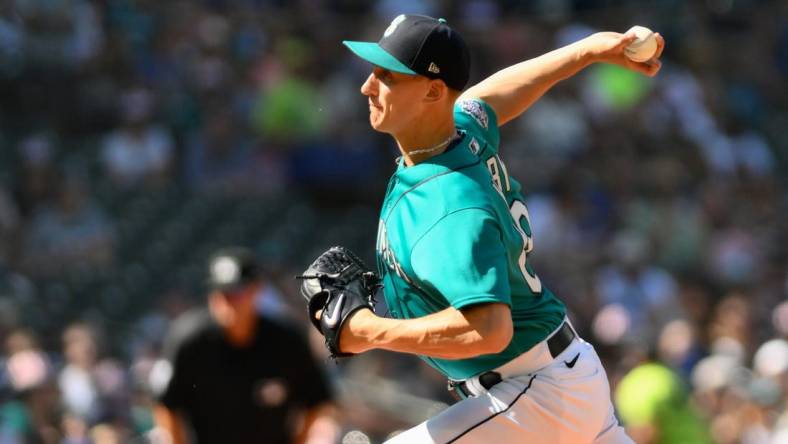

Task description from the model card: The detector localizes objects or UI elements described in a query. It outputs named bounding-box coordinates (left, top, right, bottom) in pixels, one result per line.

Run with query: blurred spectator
left=20, top=175, right=114, bottom=278
left=0, top=3, right=23, bottom=77
left=60, top=412, right=89, bottom=444
left=58, top=323, right=100, bottom=422
left=581, top=63, right=654, bottom=121
left=689, top=347, right=787, bottom=444
left=101, top=88, right=175, bottom=189
left=623, top=156, right=708, bottom=273
left=3, top=328, right=37, bottom=357
left=250, top=38, right=326, bottom=144
left=706, top=226, right=762, bottom=287
left=594, top=231, right=681, bottom=342
left=0, top=276, right=35, bottom=340
left=183, top=105, right=257, bottom=194
left=0, top=186, right=21, bottom=266
left=754, top=339, right=788, bottom=381
left=0, top=349, right=61, bottom=444
left=616, top=358, right=713, bottom=443
left=58, top=323, right=128, bottom=427
left=751, top=339, right=788, bottom=442
left=88, top=423, right=122, bottom=444
left=517, top=91, right=590, bottom=161
left=656, top=318, right=705, bottom=380
left=707, top=294, right=753, bottom=362
left=13, top=133, right=58, bottom=217
left=14, top=0, right=103, bottom=68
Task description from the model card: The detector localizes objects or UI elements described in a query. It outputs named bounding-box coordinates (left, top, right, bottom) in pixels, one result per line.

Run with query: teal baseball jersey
left=375, top=98, right=566, bottom=380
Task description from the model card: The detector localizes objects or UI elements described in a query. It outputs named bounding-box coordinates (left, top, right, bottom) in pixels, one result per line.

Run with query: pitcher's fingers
left=624, top=57, right=654, bottom=76
left=654, top=33, right=665, bottom=59
left=645, top=58, right=662, bottom=77
left=618, top=32, right=638, bottom=50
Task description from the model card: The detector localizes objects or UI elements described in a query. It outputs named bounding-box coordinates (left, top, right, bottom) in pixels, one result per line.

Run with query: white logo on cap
left=428, top=62, right=440, bottom=74
left=384, top=14, right=407, bottom=38
left=212, top=256, right=240, bottom=285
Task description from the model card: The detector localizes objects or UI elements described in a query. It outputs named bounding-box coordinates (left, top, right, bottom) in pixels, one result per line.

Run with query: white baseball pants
left=385, top=338, right=633, bottom=444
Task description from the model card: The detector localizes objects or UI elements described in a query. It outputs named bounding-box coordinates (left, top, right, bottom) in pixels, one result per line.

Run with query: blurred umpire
left=150, top=247, right=337, bottom=444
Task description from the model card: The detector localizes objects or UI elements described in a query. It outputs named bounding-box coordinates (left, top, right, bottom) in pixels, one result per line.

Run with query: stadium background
left=0, top=0, right=785, bottom=442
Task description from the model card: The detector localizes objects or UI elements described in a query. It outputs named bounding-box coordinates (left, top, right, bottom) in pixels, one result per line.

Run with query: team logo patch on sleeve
left=458, top=99, right=489, bottom=129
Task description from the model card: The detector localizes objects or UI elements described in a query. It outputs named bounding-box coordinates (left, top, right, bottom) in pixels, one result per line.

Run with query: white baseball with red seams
left=624, top=26, right=658, bottom=62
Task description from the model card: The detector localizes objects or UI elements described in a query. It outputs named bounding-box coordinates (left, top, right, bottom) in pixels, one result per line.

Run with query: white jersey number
left=486, top=156, right=543, bottom=294
left=509, top=200, right=543, bottom=294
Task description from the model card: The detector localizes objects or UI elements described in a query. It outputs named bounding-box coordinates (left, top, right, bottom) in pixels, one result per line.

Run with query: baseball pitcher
left=299, top=14, right=664, bottom=443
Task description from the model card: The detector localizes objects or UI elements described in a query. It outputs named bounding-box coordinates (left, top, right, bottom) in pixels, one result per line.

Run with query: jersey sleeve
left=453, top=98, right=500, bottom=154
left=410, top=208, right=511, bottom=309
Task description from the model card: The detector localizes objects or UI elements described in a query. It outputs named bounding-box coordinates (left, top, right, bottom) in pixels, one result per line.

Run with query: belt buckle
left=447, top=380, right=469, bottom=401
left=447, top=371, right=502, bottom=401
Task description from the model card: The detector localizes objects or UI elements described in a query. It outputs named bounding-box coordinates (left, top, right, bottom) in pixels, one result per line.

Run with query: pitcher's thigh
left=593, top=404, right=634, bottom=444
left=385, top=375, right=565, bottom=444
left=384, top=376, right=536, bottom=444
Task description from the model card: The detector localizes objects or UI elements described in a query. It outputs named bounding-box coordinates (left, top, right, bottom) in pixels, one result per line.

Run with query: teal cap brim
left=342, top=41, right=418, bottom=75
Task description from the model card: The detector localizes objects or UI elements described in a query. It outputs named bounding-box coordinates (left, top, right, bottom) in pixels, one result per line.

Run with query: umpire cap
left=207, top=247, right=263, bottom=293
left=343, top=14, right=470, bottom=91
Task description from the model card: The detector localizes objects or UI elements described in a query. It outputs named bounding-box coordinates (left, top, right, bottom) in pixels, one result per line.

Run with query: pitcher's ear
left=425, top=80, right=446, bottom=102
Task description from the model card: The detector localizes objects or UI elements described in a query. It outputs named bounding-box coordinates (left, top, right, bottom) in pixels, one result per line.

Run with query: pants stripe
left=446, top=374, right=538, bottom=444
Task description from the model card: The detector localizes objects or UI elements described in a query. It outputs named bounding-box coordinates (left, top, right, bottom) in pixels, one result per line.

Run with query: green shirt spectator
left=615, top=362, right=712, bottom=444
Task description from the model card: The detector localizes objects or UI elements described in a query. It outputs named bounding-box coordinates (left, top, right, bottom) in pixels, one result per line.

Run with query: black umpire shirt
left=154, top=309, right=332, bottom=443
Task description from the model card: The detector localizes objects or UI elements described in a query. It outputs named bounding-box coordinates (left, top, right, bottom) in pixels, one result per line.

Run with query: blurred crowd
left=0, top=0, right=785, bottom=443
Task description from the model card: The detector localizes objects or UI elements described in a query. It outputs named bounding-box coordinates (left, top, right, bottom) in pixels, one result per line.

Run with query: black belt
left=447, top=321, right=576, bottom=400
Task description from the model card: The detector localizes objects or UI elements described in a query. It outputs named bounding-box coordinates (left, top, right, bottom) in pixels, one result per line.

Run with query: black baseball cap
left=343, top=14, right=470, bottom=91
left=206, top=247, right=262, bottom=293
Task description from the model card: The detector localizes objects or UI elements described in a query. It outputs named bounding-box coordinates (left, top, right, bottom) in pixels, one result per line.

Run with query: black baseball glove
left=297, top=246, right=380, bottom=358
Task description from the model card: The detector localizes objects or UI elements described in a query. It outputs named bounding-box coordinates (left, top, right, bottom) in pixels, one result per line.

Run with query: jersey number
left=486, top=156, right=543, bottom=294
left=510, top=200, right=543, bottom=294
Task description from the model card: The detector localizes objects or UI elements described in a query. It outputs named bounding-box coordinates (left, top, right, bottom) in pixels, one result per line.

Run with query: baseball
left=624, top=25, right=658, bottom=62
